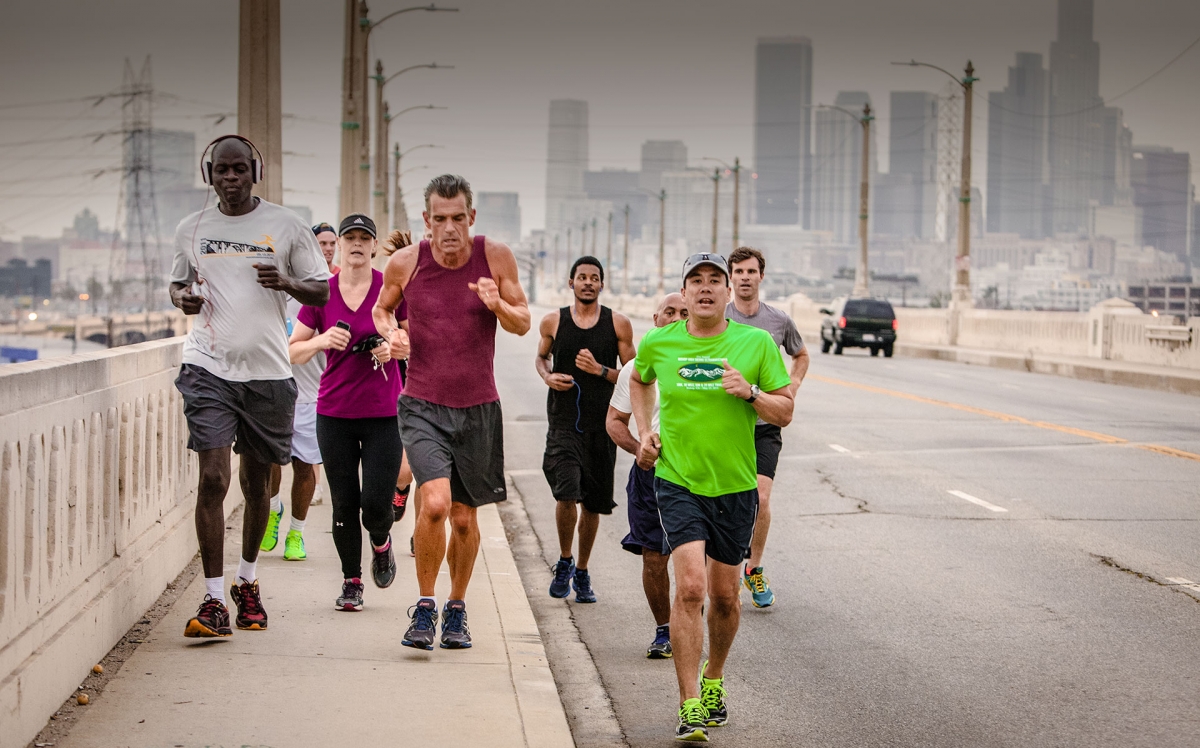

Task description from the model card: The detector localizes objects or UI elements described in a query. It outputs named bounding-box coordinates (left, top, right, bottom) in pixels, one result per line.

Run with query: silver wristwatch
left=746, top=384, right=761, bottom=403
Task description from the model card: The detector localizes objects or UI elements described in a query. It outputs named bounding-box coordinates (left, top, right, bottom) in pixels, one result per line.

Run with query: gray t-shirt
left=725, top=300, right=805, bottom=355
left=171, top=199, right=330, bottom=382
left=286, top=297, right=325, bottom=404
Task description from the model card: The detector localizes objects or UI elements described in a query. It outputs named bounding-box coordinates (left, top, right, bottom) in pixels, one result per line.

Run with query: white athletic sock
left=289, top=515, right=306, bottom=534
left=269, top=493, right=283, bottom=514
left=205, top=576, right=225, bottom=603
left=419, top=595, right=437, bottom=609
left=237, top=558, right=257, bottom=584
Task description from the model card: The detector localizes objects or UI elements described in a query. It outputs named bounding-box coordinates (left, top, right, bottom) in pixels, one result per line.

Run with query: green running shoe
left=743, top=565, right=775, bottom=608
left=674, top=698, right=709, bottom=742
left=283, top=529, right=306, bottom=560
left=260, top=508, right=281, bottom=552
left=699, top=660, right=728, bottom=727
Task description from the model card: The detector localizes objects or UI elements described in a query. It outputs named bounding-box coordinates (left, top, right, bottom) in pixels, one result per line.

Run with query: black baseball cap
left=312, top=222, right=336, bottom=237
left=682, top=252, right=729, bottom=282
left=338, top=213, right=377, bottom=239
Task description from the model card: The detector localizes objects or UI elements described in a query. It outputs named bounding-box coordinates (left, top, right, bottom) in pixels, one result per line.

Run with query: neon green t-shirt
left=634, top=319, right=792, bottom=497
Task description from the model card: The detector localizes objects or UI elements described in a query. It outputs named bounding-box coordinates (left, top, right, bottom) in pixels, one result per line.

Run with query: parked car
left=819, top=297, right=898, bottom=356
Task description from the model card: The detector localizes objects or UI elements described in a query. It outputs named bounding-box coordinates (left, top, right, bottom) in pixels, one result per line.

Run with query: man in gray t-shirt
left=724, top=246, right=809, bottom=610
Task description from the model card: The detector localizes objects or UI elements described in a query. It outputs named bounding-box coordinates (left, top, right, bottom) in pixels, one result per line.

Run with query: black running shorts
left=754, top=423, right=784, bottom=479
left=655, top=477, right=758, bottom=566
left=542, top=429, right=618, bottom=515
left=398, top=395, right=507, bottom=507
left=175, top=363, right=297, bottom=465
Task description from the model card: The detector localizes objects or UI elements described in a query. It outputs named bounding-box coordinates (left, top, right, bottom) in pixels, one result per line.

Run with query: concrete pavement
left=51, top=466, right=572, bottom=748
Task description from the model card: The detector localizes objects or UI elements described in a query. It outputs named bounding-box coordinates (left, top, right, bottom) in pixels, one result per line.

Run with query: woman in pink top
left=289, top=214, right=408, bottom=613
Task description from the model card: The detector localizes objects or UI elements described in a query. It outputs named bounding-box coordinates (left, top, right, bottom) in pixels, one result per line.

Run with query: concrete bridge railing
left=0, top=338, right=200, bottom=748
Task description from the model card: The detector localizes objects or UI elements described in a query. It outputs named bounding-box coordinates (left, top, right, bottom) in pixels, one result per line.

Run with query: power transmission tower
left=108, top=56, right=162, bottom=319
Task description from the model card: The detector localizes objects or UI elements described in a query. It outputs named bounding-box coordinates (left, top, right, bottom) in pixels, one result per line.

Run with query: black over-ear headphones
left=200, top=134, right=265, bottom=185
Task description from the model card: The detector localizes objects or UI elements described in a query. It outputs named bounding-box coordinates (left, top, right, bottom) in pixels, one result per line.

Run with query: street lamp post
left=894, top=59, right=977, bottom=316
left=622, top=203, right=630, bottom=295
left=702, top=156, right=742, bottom=252
left=389, top=141, right=441, bottom=230
left=591, top=217, right=597, bottom=256
left=606, top=211, right=613, bottom=277
left=817, top=102, right=874, bottom=298
left=656, top=189, right=666, bottom=294
left=372, top=61, right=450, bottom=223
left=710, top=168, right=720, bottom=254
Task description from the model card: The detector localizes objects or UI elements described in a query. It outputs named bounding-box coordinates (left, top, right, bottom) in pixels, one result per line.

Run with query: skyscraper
left=754, top=37, right=812, bottom=226
left=475, top=192, right=522, bottom=245
left=812, top=92, right=875, bottom=244
left=880, top=91, right=938, bottom=238
left=987, top=53, right=1049, bottom=238
left=1048, top=0, right=1106, bottom=235
left=545, top=100, right=589, bottom=237
left=1132, top=147, right=1193, bottom=265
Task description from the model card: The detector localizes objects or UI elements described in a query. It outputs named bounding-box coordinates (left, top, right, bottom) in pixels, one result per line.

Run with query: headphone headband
left=200, top=134, right=265, bottom=186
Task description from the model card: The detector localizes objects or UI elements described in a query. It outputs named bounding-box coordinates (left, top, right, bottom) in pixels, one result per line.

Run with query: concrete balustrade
left=0, top=338, right=205, bottom=748
left=958, top=309, right=1090, bottom=357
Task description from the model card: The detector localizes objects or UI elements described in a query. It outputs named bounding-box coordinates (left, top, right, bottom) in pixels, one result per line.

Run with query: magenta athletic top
left=401, top=235, right=499, bottom=408
left=298, top=269, right=407, bottom=419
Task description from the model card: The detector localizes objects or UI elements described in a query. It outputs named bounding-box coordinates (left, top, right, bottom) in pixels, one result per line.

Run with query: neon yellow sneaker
left=674, top=698, right=709, bottom=741
left=283, top=529, right=306, bottom=561
left=699, top=660, right=728, bottom=727
left=260, top=509, right=281, bottom=552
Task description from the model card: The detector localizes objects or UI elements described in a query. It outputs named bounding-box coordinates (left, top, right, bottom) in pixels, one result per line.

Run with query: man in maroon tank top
left=373, top=174, right=531, bottom=651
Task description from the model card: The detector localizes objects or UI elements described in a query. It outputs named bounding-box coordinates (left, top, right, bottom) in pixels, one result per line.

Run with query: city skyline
left=1, top=0, right=1198, bottom=243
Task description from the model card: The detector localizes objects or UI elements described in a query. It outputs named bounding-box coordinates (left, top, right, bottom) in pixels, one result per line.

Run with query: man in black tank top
left=536, top=256, right=636, bottom=603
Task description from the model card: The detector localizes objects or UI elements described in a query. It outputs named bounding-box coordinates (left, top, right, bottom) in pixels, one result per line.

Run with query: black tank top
left=547, top=305, right=619, bottom=432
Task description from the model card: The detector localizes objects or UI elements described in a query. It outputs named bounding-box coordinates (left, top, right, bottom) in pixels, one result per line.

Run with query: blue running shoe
left=549, top=557, right=575, bottom=598
left=647, top=625, right=672, bottom=659
left=402, top=599, right=438, bottom=651
left=573, top=568, right=597, bottom=603
left=440, top=600, right=472, bottom=649
left=743, top=565, right=776, bottom=608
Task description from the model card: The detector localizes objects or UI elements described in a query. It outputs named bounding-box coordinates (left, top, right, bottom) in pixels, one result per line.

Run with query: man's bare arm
left=606, top=406, right=640, bottom=455
left=630, top=367, right=660, bottom=469
left=790, top=347, right=810, bottom=394
left=536, top=313, right=574, bottom=391
left=480, top=238, right=531, bottom=335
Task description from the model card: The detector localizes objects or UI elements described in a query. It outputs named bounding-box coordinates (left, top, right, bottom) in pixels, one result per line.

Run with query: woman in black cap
left=288, top=214, right=409, bottom=611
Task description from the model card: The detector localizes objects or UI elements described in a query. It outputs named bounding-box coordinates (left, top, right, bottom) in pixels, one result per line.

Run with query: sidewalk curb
left=895, top=341, right=1200, bottom=396
left=478, top=501, right=577, bottom=748
left=498, top=474, right=629, bottom=748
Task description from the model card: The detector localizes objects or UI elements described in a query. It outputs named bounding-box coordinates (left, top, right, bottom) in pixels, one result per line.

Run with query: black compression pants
left=316, top=414, right=403, bottom=579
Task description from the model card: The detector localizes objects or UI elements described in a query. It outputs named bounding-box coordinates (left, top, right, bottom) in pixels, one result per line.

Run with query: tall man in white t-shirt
left=170, top=136, right=330, bottom=637
left=606, top=292, right=686, bottom=659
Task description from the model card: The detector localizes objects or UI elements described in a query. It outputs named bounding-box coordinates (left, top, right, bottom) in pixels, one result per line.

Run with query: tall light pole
left=818, top=102, right=874, bottom=298
left=389, top=141, right=441, bottom=230
left=656, top=189, right=666, bottom=294
left=702, top=156, right=742, bottom=252
left=591, top=217, right=597, bottom=256
left=372, top=61, right=450, bottom=222
left=392, top=143, right=407, bottom=232
left=895, top=59, right=977, bottom=312
left=622, top=203, right=630, bottom=295
left=553, top=233, right=560, bottom=289
left=340, top=2, right=457, bottom=217
left=238, top=0, right=282, bottom=204
left=565, top=227, right=571, bottom=285
left=709, top=167, right=721, bottom=253
left=606, top=211, right=613, bottom=276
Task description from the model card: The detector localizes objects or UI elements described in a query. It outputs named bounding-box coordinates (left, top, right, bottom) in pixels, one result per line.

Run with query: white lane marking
left=828, top=444, right=852, bottom=454
left=1166, top=577, right=1200, bottom=592
left=947, top=489, right=1009, bottom=513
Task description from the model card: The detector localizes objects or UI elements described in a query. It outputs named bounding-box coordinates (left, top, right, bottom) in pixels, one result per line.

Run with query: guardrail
left=0, top=339, right=202, bottom=748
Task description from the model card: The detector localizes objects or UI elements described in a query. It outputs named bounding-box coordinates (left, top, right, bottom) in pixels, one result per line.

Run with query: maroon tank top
left=402, top=234, right=499, bottom=407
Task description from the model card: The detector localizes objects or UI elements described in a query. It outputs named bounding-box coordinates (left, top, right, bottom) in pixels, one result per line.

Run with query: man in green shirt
left=630, top=253, right=795, bottom=742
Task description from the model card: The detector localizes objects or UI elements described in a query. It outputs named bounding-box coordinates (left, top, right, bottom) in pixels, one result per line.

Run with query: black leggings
left=316, top=414, right=403, bottom=579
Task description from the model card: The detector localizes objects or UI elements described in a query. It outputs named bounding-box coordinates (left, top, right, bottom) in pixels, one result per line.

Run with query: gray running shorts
left=174, top=363, right=297, bottom=465
left=397, top=395, right=507, bottom=507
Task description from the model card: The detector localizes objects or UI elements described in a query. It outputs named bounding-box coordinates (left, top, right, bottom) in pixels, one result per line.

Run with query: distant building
left=0, top=258, right=52, bottom=298
left=545, top=100, right=589, bottom=238
left=812, top=92, right=876, bottom=244
left=987, top=53, right=1049, bottom=239
left=584, top=169, right=646, bottom=241
left=1126, top=281, right=1200, bottom=316
left=754, top=37, right=812, bottom=226
left=660, top=168, right=749, bottom=250
left=474, top=192, right=522, bottom=244
left=640, top=141, right=687, bottom=193
left=19, top=237, right=60, bottom=281
left=1132, top=146, right=1192, bottom=266
left=878, top=91, right=937, bottom=239
left=123, top=129, right=209, bottom=239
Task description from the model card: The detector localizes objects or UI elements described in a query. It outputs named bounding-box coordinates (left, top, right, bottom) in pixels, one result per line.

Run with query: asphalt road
left=495, top=306, right=1200, bottom=748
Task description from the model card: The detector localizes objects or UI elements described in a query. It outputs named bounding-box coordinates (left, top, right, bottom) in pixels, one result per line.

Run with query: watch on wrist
left=600, top=365, right=609, bottom=379
left=746, top=384, right=761, bottom=403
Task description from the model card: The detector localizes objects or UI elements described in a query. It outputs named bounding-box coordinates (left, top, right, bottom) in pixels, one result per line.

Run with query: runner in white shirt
left=169, top=135, right=330, bottom=637
left=606, top=292, right=686, bottom=659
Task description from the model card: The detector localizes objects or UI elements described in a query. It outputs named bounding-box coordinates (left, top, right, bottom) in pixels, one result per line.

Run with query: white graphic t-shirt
left=286, top=297, right=325, bottom=404
left=171, top=199, right=331, bottom=382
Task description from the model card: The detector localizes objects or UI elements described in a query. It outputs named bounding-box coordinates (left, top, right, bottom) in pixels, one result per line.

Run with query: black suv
left=819, top=297, right=897, bottom=356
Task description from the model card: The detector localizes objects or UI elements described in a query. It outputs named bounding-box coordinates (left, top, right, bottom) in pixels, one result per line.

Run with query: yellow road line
left=809, top=373, right=1200, bottom=461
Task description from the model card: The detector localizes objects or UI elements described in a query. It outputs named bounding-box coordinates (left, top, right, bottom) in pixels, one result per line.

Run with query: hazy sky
left=2, top=0, right=1198, bottom=241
